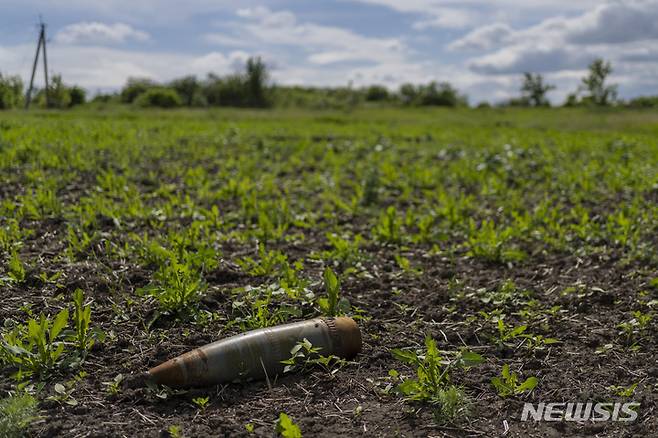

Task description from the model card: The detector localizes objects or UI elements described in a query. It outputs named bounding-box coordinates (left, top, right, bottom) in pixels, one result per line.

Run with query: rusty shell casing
left=147, top=317, right=361, bottom=388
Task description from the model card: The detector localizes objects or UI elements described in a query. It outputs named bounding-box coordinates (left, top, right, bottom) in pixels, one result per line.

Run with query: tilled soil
left=2, top=233, right=655, bottom=437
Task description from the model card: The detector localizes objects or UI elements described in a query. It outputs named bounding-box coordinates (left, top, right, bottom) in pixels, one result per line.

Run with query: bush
left=626, top=96, right=658, bottom=108
left=365, top=85, right=390, bottom=102
left=134, top=87, right=182, bottom=108
left=0, top=74, right=24, bottom=109
left=25, top=74, right=87, bottom=109
left=200, top=57, right=271, bottom=108
left=399, top=83, right=419, bottom=105
left=40, top=74, right=71, bottom=109
left=121, top=78, right=157, bottom=103
left=202, top=74, right=247, bottom=107
left=91, top=93, right=119, bottom=104
left=397, top=82, right=466, bottom=107
left=418, top=82, right=465, bottom=107
left=69, top=86, right=86, bottom=107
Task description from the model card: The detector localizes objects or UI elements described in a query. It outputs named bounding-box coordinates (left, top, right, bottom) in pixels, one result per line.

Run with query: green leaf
left=516, top=376, right=538, bottom=393
left=491, top=377, right=512, bottom=396
left=1, top=340, right=32, bottom=358
left=396, top=378, right=421, bottom=396
left=276, top=412, right=302, bottom=438
left=509, top=325, right=527, bottom=337
left=391, top=349, right=417, bottom=364
left=458, top=350, right=484, bottom=367
left=501, top=364, right=510, bottom=379
left=73, top=288, right=84, bottom=308
left=27, top=319, right=42, bottom=341
left=317, top=297, right=329, bottom=314
left=424, top=336, right=439, bottom=358
left=322, top=267, right=339, bottom=316
left=290, top=343, right=303, bottom=356
left=50, top=309, right=69, bottom=341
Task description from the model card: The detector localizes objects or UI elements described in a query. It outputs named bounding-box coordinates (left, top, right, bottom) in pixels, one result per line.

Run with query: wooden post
left=25, top=25, right=44, bottom=109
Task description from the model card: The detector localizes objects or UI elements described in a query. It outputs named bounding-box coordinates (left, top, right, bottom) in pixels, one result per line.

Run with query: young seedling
left=8, top=250, right=26, bottom=283
left=372, top=206, right=402, bottom=244
left=167, top=425, right=184, bottom=438
left=236, top=243, right=288, bottom=277
left=192, top=396, right=210, bottom=411
left=276, top=412, right=301, bottom=438
left=103, top=374, right=124, bottom=395
left=617, top=310, right=653, bottom=348
left=490, top=364, right=538, bottom=397
left=46, top=382, right=78, bottom=406
left=138, top=260, right=205, bottom=317
left=317, top=232, right=364, bottom=271
left=281, top=338, right=349, bottom=375
left=1, top=309, right=69, bottom=377
left=394, top=254, right=422, bottom=275
left=466, top=219, right=525, bottom=264
left=520, top=334, right=559, bottom=351
left=390, top=336, right=483, bottom=423
left=318, top=267, right=350, bottom=316
left=68, top=289, right=105, bottom=353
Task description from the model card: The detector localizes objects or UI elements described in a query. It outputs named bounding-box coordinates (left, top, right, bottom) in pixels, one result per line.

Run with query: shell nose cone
left=147, top=358, right=186, bottom=387
left=334, top=316, right=362, bottom=359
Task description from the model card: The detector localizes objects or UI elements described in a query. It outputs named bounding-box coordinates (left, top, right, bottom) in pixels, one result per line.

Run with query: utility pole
left=25, top=19, right=49, bottom=109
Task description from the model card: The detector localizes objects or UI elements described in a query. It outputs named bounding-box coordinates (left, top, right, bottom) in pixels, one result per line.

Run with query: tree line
left=1, top=56, right=656, bottom=110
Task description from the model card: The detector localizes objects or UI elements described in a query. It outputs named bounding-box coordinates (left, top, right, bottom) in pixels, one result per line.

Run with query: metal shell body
left=147, top=317, right=361, bottom=387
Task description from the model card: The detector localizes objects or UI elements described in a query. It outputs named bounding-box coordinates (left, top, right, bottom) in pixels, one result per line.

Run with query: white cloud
left=469, top=45, right=593, bottom=75
left=346, top=0, right=602, bottom=30
left=448, top=23, right=514, bottom=51
left=55, top=22, right=150, bottom=45
left=461, top=1, right=658, bottom=77
left=411, top=8, right=478, bottom=29
left=206, top=6, right=408, bottom=66
left=567, top=0, right=658, bottom=44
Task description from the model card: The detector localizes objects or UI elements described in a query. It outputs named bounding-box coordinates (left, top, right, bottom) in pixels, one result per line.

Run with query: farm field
left=1, top=107, right=657, bottom=437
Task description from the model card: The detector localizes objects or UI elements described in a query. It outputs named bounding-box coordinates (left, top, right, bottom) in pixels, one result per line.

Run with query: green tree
left=521, top=73, right=555, bottom=106
left=41, top=74, right=71, bottom=108
left=418, top=81, right=465, bottom=107
left=69, top=86, right=86, bottom=107
left=0, top=73, right=24, bottom=109
left=169, top=75, right=202, bottom=106
left=399, top=83, right=418, bottom=105
left=245, top=56, right=270, bottom=107
left=580, top=58, right=617, bottom=106
left=365, top=85, right=390, bottom=102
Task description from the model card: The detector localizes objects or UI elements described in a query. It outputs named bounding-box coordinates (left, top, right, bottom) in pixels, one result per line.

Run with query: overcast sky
left=1, top=0, right=656, bottom=103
